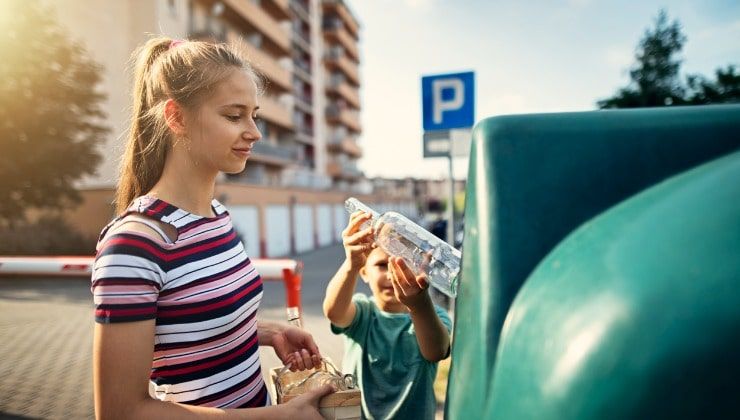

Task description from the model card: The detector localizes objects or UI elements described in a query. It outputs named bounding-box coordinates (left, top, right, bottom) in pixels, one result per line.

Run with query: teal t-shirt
left=331, top=293, right=452, bottom=420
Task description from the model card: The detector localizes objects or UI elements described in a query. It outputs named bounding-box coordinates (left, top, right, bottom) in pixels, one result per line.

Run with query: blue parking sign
left=422, top=71, right=475, bottom=131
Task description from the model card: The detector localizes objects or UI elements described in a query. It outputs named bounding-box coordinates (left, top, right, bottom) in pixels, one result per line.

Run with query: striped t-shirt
left=91, top=195, right=269, bottom=408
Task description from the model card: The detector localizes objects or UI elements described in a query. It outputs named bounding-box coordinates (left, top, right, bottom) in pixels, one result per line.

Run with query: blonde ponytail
left=115, top=36, right=259, bottom=214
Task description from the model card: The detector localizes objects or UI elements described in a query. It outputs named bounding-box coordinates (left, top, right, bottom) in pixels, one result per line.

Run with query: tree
left=598, top=10, right=687, bottom=109
left=0, top=0, right=108, bottom=224
left=685, top=65, right=740, bottom=105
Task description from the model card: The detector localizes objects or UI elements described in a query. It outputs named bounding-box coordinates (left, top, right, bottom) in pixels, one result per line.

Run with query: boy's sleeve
left=91, top=234, right=166, bottom=323
left=434, top=305, right=453, bottom=334
left=330, top=293, right=372, bottom=340
left=435, top=305, right=453, bottom=358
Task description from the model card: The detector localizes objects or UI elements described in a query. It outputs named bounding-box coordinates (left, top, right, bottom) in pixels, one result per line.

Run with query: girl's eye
left=252, top=114, right=260, bottom=122
left=226, top=115, right=241, bottom=122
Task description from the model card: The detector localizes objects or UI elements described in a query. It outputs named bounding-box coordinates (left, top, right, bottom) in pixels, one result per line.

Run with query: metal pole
left=447, top=153, right=455, bottom=246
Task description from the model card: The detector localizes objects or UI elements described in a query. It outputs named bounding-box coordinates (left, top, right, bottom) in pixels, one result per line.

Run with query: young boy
left=323, top=211, right=452, bottom=419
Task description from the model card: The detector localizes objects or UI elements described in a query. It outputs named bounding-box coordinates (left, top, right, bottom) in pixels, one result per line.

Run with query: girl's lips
left=232, top=147, right=251, bottom=158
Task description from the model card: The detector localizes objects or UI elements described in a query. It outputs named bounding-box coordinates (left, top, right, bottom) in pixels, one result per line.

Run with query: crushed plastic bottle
left=344, top=197, right=461, bottom=298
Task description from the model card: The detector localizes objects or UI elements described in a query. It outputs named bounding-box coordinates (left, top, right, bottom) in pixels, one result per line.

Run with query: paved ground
left=0, top=244, right=376, bottom=419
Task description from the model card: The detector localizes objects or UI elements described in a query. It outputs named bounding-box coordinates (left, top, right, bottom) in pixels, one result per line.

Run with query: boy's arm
left=323, top=211, right=374, bottom=328
left=408, top=294, right=451, bottom=362
left=389, top=257, right=451, bottom=362
left=322, top=259, right=359, bottom=327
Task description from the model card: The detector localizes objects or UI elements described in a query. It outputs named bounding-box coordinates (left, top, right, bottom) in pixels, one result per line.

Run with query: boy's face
left=360, top=247, right=399, bottom=305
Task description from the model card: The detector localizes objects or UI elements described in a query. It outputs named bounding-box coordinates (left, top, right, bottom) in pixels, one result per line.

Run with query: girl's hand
left=388, top=257, right=432, bottom=311
left=272, top=325, right=322, bottom=372
left=341, top=211, right=375, bottom=271
left=280, top=384, right=336, bottom=419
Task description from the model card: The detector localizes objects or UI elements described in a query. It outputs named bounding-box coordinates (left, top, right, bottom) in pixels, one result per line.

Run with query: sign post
left=421, top=71, right=475, bottom=246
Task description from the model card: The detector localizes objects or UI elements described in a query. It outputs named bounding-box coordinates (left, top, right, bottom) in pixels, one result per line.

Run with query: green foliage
left=0, top=215, right=96, bottom=255
left=685, top=65, right=740, bottom=104
left=0, top=0, right=108, bottom=224
left=598, top=10, right=739, bottom=109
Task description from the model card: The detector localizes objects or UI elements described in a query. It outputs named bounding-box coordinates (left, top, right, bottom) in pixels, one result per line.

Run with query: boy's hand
left=389, top=256, right=432, bottom=310
left=272, top=325, right=322, bottom=372
left=342, top=211, right=375, bottom=271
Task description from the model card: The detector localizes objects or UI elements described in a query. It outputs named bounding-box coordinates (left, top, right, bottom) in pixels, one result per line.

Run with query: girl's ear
left=359, top=266, right=368, bottom=283
left=164, top=99, right=187, bottom=136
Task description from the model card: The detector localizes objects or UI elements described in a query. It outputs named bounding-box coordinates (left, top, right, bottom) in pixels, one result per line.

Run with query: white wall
left=265, top=205, right=290, bottom=257
left=316, top=204, right=333, bottom=246
left=333, top=204, right=346, bottom=241
left=229, top=205, right=260, bottom=258
left=293, top=204, right=315, bottom=253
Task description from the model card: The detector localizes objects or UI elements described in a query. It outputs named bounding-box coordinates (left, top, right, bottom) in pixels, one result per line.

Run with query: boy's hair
left=115, top=36, right=262, bottom=213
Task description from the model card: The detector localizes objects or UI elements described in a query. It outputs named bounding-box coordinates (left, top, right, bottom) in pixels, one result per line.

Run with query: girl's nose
left=244, top=125, right=261, bottom=142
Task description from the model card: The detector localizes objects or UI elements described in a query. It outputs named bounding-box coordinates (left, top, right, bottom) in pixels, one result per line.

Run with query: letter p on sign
left=433, top=78, right=464, bottom=124
left=422, top=71, right=474, bottom=131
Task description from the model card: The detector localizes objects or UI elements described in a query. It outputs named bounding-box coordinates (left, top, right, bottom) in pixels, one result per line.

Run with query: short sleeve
left=330, top=293, right=373, bottom=340
left=91, top=233, right=166, bottom=323
left=435, top=305, right=453, bottom=334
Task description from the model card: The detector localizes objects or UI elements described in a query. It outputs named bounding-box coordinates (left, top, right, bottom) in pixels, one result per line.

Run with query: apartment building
left=45, top=0, right=418, bottom=256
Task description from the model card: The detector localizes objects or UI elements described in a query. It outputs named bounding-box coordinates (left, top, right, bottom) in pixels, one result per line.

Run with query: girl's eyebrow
left=220, top=104, right=260, bottom=112
left=221, top=104, right=246, bottom=110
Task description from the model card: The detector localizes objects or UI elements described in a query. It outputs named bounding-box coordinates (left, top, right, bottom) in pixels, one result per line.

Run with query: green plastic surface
left=488, top=150, right=740, bottom=418
left=446, top=105, right=740, bottom=419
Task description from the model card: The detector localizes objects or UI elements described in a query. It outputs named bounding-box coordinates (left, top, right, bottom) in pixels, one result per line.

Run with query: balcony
left=293, top=58, right=312, bottom=83
left=250, top=141, right=298, bottom=166
left=326, top=75, right=361, bottom=108
left=324, top=48, right=360, bottom=85
left=326, top=159, right=362, bottom=179
left=341, top=138, right=362, bottom=157
left=224, top=0, right=290, bottom=53
left=323, top=0, right=360, bottom=38
left=326, top=105, right=361, bottom=133
left=292, top=27, right=311, bottom=52
left=328, top=136, right=362, bottom=158
left=281, top=167, right=332, bottom=189
left=294, top=92, right=313, bottom=114
left=290, top=0, right=310, bottom=22
left=322, top=19, right=359, bottom=61
left=259, top=96, right=294, bottom=129
left=293, top=130, right=314, bottom=145
left=229, top=33, right=291, bottom=91
left=264, top=0, right=291, bottom=19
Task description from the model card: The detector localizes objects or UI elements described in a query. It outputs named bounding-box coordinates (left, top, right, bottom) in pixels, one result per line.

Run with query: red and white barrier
left=0, top=256, right=94, bottom=277
left=0, top=256, right=304, bottom=312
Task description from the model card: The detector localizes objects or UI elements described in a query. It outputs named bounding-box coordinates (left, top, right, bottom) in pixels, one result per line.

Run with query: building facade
left=45, top=0, right=424, bottom=257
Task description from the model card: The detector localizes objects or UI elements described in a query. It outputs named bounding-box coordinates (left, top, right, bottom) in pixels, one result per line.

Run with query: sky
left=345, top=0, right=740, bottom=180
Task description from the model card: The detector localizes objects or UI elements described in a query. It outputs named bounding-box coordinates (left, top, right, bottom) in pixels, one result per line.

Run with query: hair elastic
left=169, top=39, right=186, bottom=50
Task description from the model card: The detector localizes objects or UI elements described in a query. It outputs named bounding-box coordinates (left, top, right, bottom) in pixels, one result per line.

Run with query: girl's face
left=182, top=69, right=262, bottom=174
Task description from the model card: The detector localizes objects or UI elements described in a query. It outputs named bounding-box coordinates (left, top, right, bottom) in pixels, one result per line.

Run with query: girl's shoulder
left=96, top=196, right=180, bottom=248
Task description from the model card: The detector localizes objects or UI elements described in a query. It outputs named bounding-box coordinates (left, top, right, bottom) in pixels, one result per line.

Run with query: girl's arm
left=94, top=321, right=333, bottom=419
left=94, top=321, right=272, bottom=419
left=93, top=223, right=331, bottom=419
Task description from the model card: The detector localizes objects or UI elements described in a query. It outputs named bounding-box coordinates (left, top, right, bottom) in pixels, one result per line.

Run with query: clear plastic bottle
left=286, top=306, right=302, bottom=328
left=344, top=197, right=461, bottom=298
left=345, top=197, right=380, bottom=231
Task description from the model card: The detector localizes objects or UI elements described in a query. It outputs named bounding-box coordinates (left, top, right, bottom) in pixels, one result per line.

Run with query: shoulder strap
left=117, top=214, right=175, bottom=244
left=98, top=196, right=179, bottom=245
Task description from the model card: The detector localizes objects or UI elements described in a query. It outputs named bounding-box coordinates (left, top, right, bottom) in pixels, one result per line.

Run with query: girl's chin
left=222, top=162, right=248, bottom=174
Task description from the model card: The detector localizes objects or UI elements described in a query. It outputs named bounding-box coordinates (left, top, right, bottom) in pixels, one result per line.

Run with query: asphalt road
left=0, top=244, right=373, bottom=419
